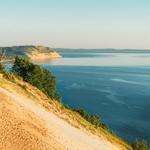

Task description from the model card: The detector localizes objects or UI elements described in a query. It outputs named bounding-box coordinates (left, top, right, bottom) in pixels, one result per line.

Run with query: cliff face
left=0, top=46, right=61, bottom=60
left=0, top=74, right=131, bottom=150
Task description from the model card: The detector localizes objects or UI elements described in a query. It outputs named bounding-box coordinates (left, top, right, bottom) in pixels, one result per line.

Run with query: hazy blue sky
left=0, top=0, right=150, bottom=49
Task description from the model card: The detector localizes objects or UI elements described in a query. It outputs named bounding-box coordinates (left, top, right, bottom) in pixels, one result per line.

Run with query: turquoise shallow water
left=41, top=52, right=150, bottom=143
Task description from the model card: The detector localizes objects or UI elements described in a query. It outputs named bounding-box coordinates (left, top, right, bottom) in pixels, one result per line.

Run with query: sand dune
left=27, top=51, right=61, bottom=60
left=0, top=84, right=123, bottom=150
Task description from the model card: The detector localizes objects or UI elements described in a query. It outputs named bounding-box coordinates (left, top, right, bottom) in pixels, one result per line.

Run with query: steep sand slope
left=26, top=51, right=61, bottom=60
left=0, top=85, right=123, bottom=150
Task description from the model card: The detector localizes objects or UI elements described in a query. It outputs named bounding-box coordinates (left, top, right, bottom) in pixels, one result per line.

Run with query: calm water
left=41, top=52, right=150, bottom=143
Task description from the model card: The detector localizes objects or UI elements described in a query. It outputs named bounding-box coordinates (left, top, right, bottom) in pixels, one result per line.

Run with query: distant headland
left=0, top=46, right=61, bottom=61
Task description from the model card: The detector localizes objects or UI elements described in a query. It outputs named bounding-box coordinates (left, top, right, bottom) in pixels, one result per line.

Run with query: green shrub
left=74, top=106, right=89, bottom=120
left=131, top=140, right=150, bottom=150
left=0, top=63, right=4, bottom=73
left=73, top=106, right=110, bottom=132
left=89, top=114, right=100, bottom=127
left=3, top=72, right=15, bottom=82
left=12, top=56, right=60, bottom=101
left=19, top=84, right=27, bottom=90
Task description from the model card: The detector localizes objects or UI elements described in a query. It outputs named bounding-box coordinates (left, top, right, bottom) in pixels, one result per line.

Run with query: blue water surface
left=40, top=52, right=150, bottom=143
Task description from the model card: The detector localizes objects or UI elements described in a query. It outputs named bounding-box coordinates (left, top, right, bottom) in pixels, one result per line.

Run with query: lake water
left=41, top=52, right=150, bottom=143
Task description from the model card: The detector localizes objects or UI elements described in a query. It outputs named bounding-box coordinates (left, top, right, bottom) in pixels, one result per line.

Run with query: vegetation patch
left=73, top=106, right=110, bottom=132
left=131, top=140, right=150, bottom=150
left=12, top=56, right=60, bottom=101
left=0, top=63, right=4, bottom=73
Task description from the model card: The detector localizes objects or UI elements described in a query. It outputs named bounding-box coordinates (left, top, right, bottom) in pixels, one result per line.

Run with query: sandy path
left=0, top=87, right=120, bottom=150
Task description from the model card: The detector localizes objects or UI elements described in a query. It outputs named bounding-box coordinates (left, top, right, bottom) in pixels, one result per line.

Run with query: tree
left=12, top=56, right=60, bottom=101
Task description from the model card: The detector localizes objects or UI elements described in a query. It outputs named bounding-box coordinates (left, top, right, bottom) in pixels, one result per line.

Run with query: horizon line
left=1, top=45, right=150, bottom=50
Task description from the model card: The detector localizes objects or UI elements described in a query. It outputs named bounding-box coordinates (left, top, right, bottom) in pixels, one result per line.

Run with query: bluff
left=0, top=45, right=61, bottom=61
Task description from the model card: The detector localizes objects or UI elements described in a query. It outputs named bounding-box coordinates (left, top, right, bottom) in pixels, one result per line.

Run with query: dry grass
left=0, top=73, right=132, bottom=150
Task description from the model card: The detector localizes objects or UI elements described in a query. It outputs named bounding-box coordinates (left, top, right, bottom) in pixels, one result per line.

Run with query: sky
left=0, top=0, right=150, bottom=49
